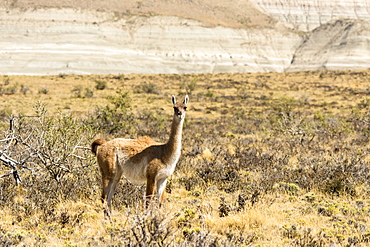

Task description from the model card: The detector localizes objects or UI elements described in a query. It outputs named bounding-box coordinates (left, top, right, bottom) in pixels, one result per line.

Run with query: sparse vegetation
left=0, top=70, right=370, bottom=246
left=94, top=80, right=107, bottom=90
left=71, top=85, right=94, bottom=98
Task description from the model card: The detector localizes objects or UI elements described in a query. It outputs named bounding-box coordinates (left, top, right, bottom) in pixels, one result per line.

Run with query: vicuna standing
left=91, top=95, right=188, bottom=215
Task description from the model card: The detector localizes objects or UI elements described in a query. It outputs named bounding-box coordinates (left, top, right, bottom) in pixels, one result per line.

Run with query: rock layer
left=1, top=0, right=370, bottom=75
left=0, top=8, right=300, bottom=75
left=287, top=19, right=370, bottom=72
left=254, top=0, right=370, bottom=31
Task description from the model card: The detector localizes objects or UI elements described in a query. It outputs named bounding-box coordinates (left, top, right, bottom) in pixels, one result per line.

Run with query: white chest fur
left=156, top=146, right=181, bottom=180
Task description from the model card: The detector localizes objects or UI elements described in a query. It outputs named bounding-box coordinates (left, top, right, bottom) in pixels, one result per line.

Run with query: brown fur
left=91, top=139, right=107, bottom=155
left=92, top=95, right=189, bottom=215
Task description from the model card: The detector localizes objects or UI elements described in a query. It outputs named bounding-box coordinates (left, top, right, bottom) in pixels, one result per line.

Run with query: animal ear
left=172, top=95, right=176, bottom=105
left=183, top=95, right=189, bottom=105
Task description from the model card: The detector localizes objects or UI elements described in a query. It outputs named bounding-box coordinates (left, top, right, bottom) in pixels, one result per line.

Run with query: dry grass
left=2, top=0, right=275, bottom=29
left=1, top=70, right=370, bottom=246
left=1, top=70, right=369, bottom=117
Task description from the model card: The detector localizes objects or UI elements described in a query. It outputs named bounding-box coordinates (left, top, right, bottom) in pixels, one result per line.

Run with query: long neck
left=163, top=115, right=184, bottom=161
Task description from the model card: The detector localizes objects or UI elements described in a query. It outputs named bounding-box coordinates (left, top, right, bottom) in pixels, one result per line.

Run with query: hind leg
left=101, top=176, right=110, bottom=202
left=101, top=171, right=122, bottom=217
left=106, top=171, right=123, bottom=214
left=145, top=175, right=156, bottom=208
left=101, top=177, right=114, bottom=217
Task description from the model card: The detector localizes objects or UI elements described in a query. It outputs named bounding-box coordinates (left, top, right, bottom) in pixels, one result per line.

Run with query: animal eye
left=184, top=106, right=187, bottom=111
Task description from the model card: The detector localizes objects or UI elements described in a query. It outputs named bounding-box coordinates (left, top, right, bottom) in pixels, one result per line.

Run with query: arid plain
left=0, top=70, right=370, bottom=246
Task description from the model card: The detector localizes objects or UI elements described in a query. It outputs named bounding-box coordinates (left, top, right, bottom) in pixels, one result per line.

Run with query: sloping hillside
left=1, top=0, right=275, bottom=28
left=0, top=0, right=369, bottom=74
left=254, top=0, right=370, bottom=31
left=0, top=6, right=299, bottom=75
left=288, top=19, right=370, bottom=72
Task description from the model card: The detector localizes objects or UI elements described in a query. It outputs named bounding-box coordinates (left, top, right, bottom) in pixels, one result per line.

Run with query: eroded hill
left=0, top=0, right=369, bottom=74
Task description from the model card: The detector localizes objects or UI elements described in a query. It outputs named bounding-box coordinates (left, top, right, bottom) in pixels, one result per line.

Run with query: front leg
left=156, top=177, right=168, bottom=206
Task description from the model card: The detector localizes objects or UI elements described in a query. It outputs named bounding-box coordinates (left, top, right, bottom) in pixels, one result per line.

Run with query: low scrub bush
left=0, top=102, right=98, bottom=217
left=1, top=72, right=370, bottom=246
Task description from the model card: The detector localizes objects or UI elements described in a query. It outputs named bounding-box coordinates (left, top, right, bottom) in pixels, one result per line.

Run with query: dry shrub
left=0, top=103, right=98, bottom=219
left=1, top=77, right=370, bottom=246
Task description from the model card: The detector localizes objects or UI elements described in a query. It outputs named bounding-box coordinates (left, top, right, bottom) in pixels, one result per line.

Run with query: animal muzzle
left=176, top=112, right=185, bottom=119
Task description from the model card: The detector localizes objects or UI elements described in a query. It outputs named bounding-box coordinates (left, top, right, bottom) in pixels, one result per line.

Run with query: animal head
left=172, top=95, right=189, bottom=120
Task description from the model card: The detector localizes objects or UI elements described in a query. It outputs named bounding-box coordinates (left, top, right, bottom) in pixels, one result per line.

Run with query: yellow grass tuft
left=200, top=147, right=214, bottom=160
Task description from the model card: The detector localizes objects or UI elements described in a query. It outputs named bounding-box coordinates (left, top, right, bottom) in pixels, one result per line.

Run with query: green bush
left=95, top=80, right=107, bottom=90
left=71, top=85, right=94, bottom=98
left=86, top=89, right=136, bottom=136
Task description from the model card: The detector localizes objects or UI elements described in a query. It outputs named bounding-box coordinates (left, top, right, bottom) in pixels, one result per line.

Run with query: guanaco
left=91, top=95, right=188, bottom=214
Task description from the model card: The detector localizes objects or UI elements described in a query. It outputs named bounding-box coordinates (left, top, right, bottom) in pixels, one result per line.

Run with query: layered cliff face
left=0, top=7, right=300, bottom=75
left=253, top=0, right=370, bottom=31
left=0, top=0, right=369, bottom=75
left=252, top=0, right=370, bottom=72
left=287, top=19, right=370, bottom=72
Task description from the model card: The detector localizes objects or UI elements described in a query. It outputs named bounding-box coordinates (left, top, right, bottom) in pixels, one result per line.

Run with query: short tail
left=91, top=139, right=107, bottom=156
